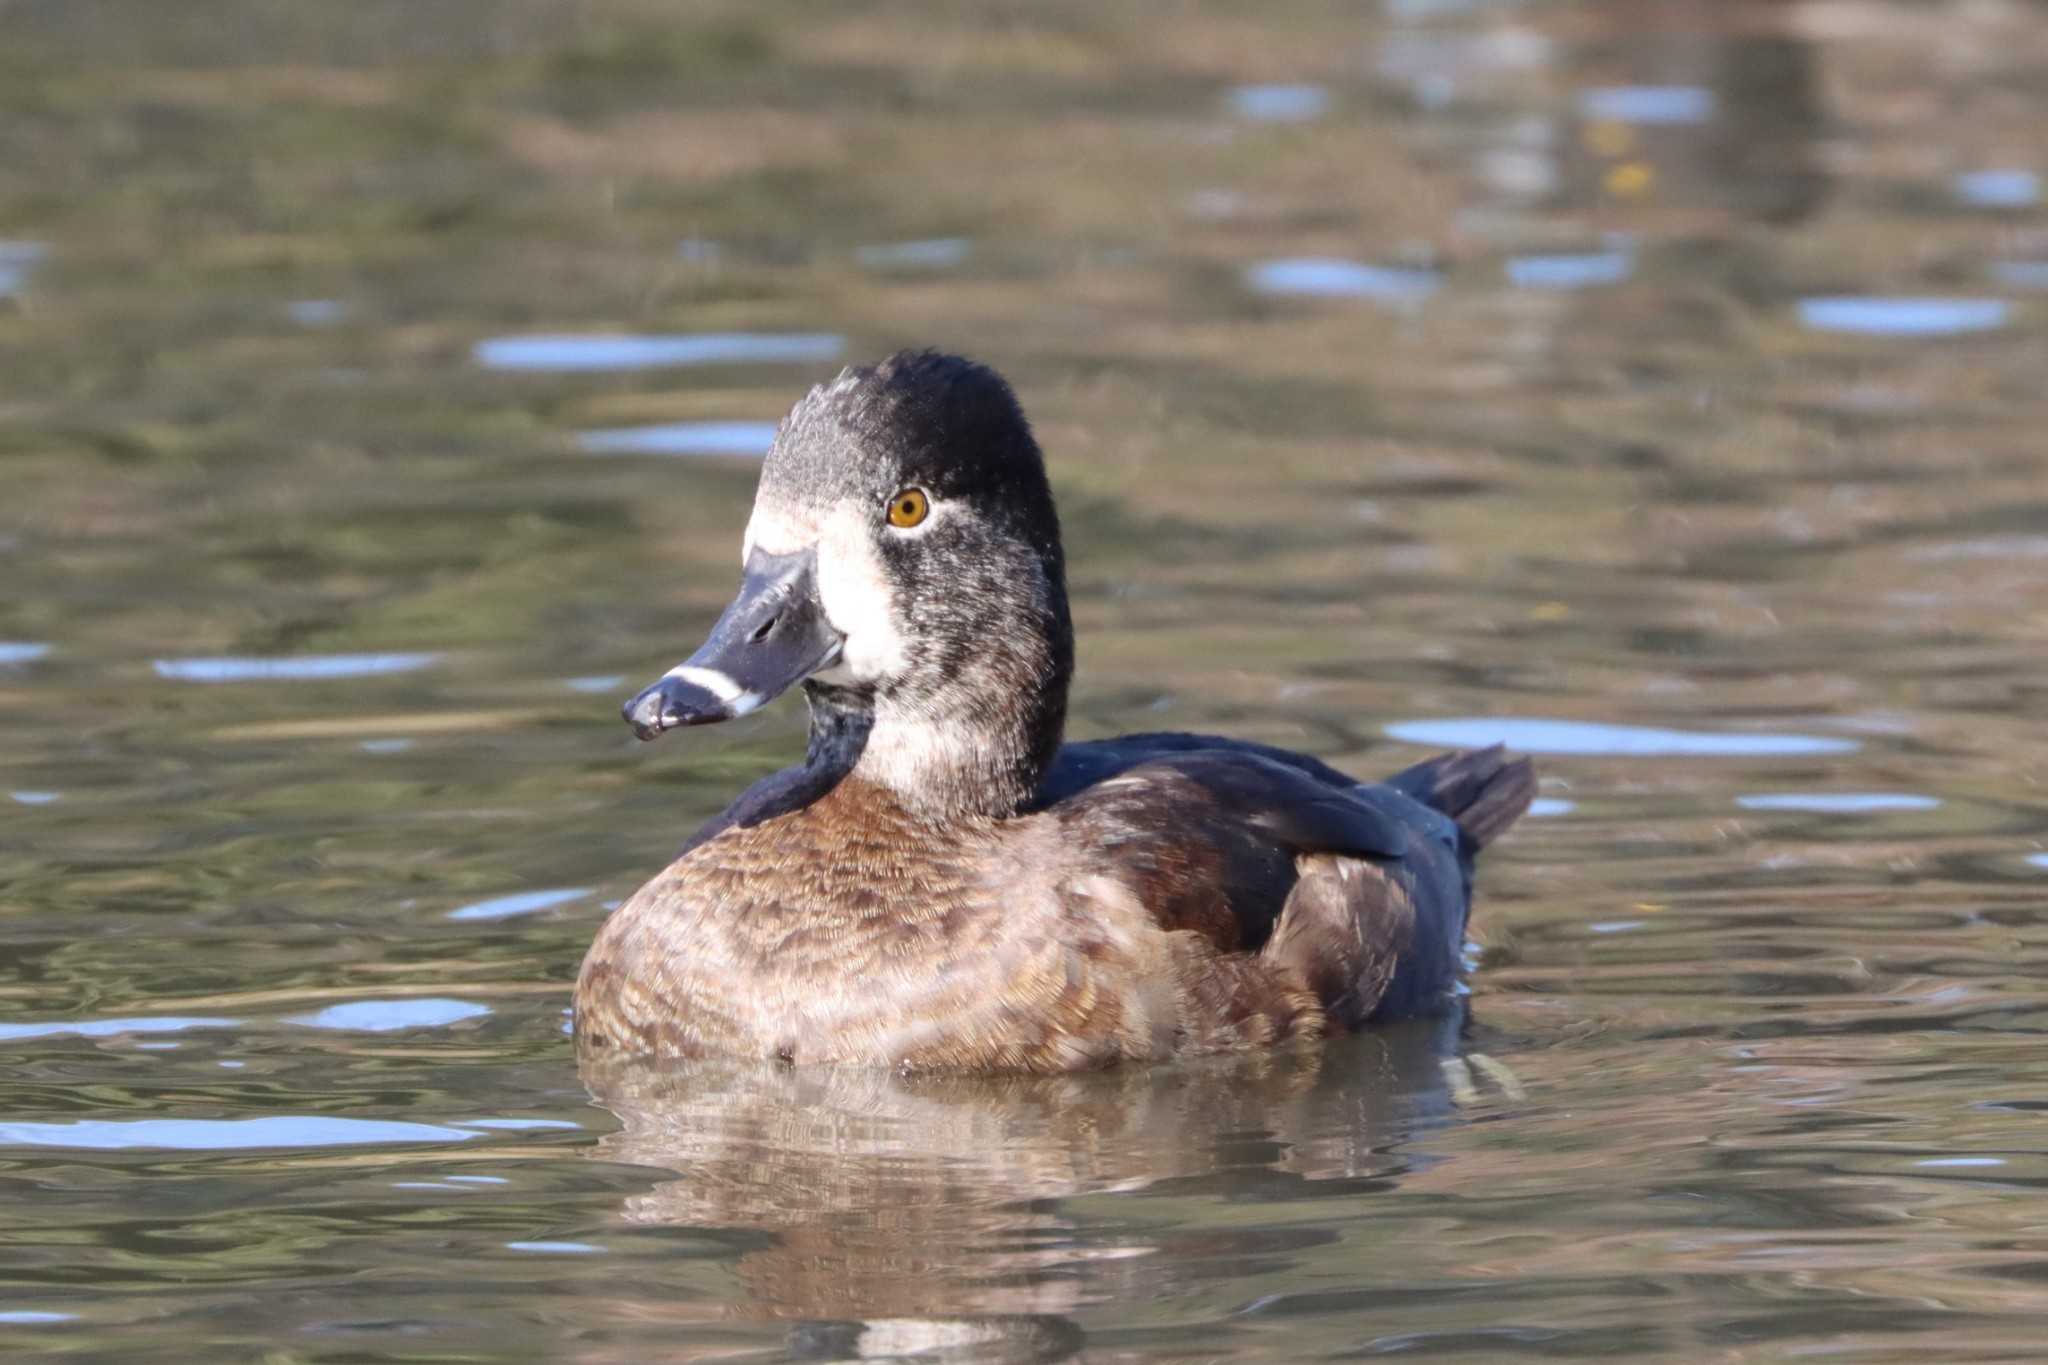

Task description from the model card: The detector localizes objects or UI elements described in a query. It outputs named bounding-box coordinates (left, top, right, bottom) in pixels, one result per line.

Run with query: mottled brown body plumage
left=577, top=774, right=1324, bottom=1070
left=575, top=351, right=1534, bottom=1071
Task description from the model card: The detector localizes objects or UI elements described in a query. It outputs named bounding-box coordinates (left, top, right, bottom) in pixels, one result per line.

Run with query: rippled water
left=5, top=2, right=2048, bottom=1359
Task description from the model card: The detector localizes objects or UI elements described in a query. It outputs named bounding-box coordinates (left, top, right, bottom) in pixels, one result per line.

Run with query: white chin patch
left=663, top=664, right=765, bottom=717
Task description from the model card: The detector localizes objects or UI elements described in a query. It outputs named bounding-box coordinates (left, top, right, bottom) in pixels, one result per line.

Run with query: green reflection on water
left=5, top=1, right=2048, bottom=1360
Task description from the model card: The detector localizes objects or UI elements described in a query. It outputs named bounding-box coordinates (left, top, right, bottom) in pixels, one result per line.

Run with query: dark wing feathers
left=1142, top=750, right=1410, bottom=860
left=1047, top=737, right=1529, bottom=1026
left=1035, top=731, right=1364, bottom=806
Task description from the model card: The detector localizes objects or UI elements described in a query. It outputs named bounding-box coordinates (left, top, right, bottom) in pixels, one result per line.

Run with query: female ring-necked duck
left=575, top=351, right=1534, bottom=1071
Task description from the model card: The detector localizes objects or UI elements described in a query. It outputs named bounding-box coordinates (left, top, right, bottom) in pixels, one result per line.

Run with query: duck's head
left=624, top=351, right=1073, bottom=818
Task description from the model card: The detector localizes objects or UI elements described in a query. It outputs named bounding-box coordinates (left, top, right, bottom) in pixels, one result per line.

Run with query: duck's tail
left=1386, top=744, right=1537, bottom=856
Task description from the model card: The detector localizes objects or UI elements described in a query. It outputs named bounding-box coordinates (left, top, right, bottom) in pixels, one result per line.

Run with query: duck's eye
left=885, top=488, right=930, bottom=529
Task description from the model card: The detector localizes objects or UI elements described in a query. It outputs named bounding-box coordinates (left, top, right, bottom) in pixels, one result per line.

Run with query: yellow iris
left=886, top=488, right=929, bottom=528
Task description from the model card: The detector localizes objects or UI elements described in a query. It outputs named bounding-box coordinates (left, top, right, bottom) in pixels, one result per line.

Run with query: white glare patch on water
left=9, top=791, right=59, bottom=805
left=1589, top=920, right=1646, bottom=935
left=1527, top=797, right=1576, bottom=817
left=446, top=1174, right=509, bottom=1184
left=1954, top=170, right=2041, bottom=209
left=0, top=1311, right=75, bottom=1325
left=286, top=999, right=492, bottom=1032
left=447, top=887, right=591, bottom=922
left=1244, top=259, right=1441, bottom=307
left=1797, top=297, right=2010, bottom=337
left=1575, top=85, right=1715, bottom=124
left=1384, top=717, right=1859, bottom=757
left=2027, top=854, right=2048, bottom=870
left=360, top=738, right=413, bottom=754
left=565, top=675, right=625, bottom=693
left=853, top=238, right=972, bottom=270
left=0, top=1116, right=482, bottom=1150
left=576, top=421, right=778, bottom=458
left=0, top=1016, right=239, bottom=1042
left=1991, top=261, right=2048, bottom=289
left=1916, top=1156, right=2007, bottom=1168
left=0, top=642, right=50, bottom=665
left=154, top=653, right=439, bottom=682
left=506, top=1241, right=604, bottom=1254
left=473, top=332, right=844, bottom=372
left=1228, top=84, right=1330, bottom=123
left=287, top=299, right=347, bottom=326
left=1506, top=252, right=1632, bottom=290
left=0, top=241, right=48, bottom=296
left=1736, top=793, right=1941, bottom=814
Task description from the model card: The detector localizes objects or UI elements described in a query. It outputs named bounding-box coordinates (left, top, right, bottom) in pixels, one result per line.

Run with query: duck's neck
left=804, top=645, right=1068, bottom=824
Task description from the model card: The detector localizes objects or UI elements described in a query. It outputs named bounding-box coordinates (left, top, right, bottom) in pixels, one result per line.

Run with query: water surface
left=5, top=2, right=2048, bottom=1359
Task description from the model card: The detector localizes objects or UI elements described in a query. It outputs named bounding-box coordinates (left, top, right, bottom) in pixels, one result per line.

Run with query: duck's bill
left=622, top=546, right=843, bottom=740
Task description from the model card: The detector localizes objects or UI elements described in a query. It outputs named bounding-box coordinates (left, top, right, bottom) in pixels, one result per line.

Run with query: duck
left=574, top=350, right=1534, bottom=1072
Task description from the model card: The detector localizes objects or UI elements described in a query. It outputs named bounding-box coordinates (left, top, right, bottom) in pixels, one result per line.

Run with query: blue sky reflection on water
left=576, top=421, right=777, bottom=457
left=0, top=1117, right=485, bottom=1151
left=152, top=653, right=439, bottom=682
left=446, top=888, right=593, bottom=922
left=1228, top=83, right=1330, bottom=123
left=1575, top=85, right=1715, bottom=124
left=1734, top=793, right=1941, bottom=814
left=0, top=241, right=47, bottom=296
left=473, top=332, right=845, bottom=372
left=0, top=1016, right=240, bottom=1043
left=1506, top=251, right=1633, bottom=290
left=1954, top=169, right=2041, bottom=209
left=1384, top=717, right=1860, bottom=757
left=286, top=999, right=493, bottom=1032
left=1797, top=297, right=2011, bottom=336
left=1244, top=258, right=1441, bottom=305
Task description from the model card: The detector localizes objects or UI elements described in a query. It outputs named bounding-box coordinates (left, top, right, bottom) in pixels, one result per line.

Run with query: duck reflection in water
left=581, top=1011, right=1503, bottom=1361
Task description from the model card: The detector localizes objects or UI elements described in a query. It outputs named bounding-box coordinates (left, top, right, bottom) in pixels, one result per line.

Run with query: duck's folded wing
left=1047, top=747, right=1449, bottom=952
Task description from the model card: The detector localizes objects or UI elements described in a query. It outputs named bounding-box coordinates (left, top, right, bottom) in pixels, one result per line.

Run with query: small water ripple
left=153, top=653, right=439, bottom=682
left=473, top=332, right=844, bottom=372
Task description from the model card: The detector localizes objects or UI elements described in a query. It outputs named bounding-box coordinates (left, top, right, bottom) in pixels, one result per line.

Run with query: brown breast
left=574, top=775, right=1329, bottom=1071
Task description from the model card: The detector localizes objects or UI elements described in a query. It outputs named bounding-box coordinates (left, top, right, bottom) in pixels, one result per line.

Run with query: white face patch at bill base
left=741, top=503, right=815, bottom=561
left=814, top=502, right=912, bottom=685
left=661, top=664, right=766, bottom=717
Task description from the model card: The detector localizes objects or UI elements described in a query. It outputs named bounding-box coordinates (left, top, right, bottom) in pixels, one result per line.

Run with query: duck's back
left=1040, top=736, right=1534, bottom=1027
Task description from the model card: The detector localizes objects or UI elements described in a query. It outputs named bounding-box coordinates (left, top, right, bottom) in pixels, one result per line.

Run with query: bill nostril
left=749, top=614, right=779, bottom=644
